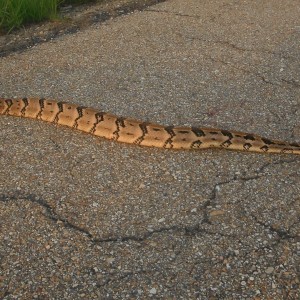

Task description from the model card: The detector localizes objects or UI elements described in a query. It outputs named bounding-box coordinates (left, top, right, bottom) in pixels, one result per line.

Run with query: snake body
left=0, top=97, right=300, bottom=155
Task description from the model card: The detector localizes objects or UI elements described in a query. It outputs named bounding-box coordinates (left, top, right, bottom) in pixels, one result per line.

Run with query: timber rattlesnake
left=0, top=97, right=299, bottom=155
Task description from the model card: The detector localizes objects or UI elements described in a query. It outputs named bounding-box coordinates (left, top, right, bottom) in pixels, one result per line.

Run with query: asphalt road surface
left=0, top=0, right=299, bottom=298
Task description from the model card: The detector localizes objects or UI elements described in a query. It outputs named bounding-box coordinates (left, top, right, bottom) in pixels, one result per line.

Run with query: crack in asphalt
left=251, top=214, right=298, bottom=240
left=0, top=192, right=232, bottom=244
left=207, top=158, right=299, bottom=206
left=256, top=158, right=299, bottom=175
left=281, top=78, right=300, bottom=88
left=187, top=36, right=291, bottom=59
left=95, top=268, right=152, bottom=288
left=201, top=53, right=288, bottom=87
left=0, top=192, right=94, bottom=239
left=1, top=158, right=298, bottom=244
left=180, top=36, right=298, bottom=89
left=203, top=159, right=299, bottom=244
left=146, top=8, right=202, bottom=19
left=211, top=55, right=299, bottom=89
left=94, top=223, right=234, bottom=244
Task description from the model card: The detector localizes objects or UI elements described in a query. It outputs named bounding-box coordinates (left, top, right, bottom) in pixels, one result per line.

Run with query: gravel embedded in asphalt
left=0, top=0, right=299, bottom=298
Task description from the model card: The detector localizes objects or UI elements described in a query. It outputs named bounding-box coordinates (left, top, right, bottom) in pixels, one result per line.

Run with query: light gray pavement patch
left=0, top=0, right=299, bottom=299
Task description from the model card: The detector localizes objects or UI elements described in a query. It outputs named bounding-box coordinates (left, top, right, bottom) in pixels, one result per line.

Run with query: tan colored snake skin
left=0, top=97, right=300, bottom=155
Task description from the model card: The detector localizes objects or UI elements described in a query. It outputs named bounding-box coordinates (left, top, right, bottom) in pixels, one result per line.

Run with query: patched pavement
left=0, top=0, right=299, bottom=298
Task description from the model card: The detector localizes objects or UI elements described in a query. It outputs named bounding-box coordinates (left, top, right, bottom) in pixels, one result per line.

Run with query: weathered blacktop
left=0, top=0, right=299, bottom=299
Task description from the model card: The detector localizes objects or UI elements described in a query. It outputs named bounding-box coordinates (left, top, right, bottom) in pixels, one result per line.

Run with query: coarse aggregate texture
left=0, top=0, right=167, bottom=57
left=0, top=0, right=300, bottom=299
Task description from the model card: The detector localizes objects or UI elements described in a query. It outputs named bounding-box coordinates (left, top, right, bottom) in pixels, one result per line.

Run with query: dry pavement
left=0, top=0, right=299, bottom=299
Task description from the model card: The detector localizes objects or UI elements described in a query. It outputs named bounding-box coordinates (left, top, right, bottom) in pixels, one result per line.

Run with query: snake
left=0, top=97, right=300, bottom=155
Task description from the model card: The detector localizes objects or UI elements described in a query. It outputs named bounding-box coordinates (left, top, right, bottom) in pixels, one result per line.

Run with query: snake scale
left=0, top=97, right=300, bottom=155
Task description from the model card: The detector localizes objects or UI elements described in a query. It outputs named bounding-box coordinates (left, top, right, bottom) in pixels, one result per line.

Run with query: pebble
left=209, top=210, right=225, bottom=216
left=149, top=288, right=157, bottom=295
left=107, top=257, right=115, bottom=264
left=265, top=267, right=274, bottom=274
